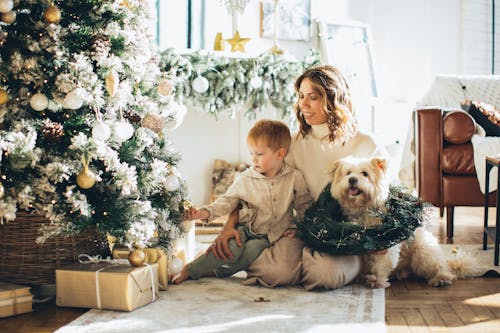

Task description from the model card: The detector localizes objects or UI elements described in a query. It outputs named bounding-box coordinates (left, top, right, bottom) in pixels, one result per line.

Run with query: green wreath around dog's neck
left=296, top=183, right=428, bottom=255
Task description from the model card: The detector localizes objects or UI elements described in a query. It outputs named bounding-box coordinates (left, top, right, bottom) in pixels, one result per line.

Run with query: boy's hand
left=282, top=228, right=296, bottom=238
left=184, top=207, right=209, bottom=221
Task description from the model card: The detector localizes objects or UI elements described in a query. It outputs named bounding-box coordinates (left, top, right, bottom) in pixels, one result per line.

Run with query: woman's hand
left=205, top=205, right=242, bottom=260
left=206, top=227, right=242, bottom=260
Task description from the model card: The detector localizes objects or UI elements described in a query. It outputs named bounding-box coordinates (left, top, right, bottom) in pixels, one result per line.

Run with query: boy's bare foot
left=171, top=266, right=190, bottom=284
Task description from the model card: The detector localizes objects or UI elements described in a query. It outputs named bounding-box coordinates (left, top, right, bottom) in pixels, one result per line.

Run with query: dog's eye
left=346, top=171, right=351, bottom=175
left=362, top=171, right=369, bottom=177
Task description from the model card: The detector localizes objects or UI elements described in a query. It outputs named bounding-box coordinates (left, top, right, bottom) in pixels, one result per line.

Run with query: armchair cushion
left=443, top=111, right=475, bottom=144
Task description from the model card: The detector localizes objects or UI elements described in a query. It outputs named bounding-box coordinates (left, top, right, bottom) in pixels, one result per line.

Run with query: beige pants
left=244, top=236, right=361, bottom=291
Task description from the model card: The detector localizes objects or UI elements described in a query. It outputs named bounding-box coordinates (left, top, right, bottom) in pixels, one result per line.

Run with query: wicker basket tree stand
left=0, top=211, right=110, bottom=286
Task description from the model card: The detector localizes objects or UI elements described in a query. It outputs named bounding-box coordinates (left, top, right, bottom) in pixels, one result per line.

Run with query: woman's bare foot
left=171, top=266, right=190, bottom=284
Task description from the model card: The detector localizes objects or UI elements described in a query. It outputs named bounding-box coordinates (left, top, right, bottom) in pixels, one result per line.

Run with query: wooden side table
left=483, top=156, right=500, bottom=266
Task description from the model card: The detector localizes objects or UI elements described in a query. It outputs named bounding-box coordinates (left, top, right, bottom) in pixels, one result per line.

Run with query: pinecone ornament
left=89, top=33, right=111, bottom=60
left=41, top=119, right=64, bottom=142
left=124, top=110, right=142, bottom=124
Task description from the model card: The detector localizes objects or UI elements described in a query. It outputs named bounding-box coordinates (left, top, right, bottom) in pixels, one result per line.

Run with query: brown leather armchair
left=416, top=108, right=497, bottom=239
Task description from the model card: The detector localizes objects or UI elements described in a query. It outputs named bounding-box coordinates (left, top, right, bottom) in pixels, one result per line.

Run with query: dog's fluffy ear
left=370, top=157, right=388, bottom=173
left=328, top=160, right=343, bottom=183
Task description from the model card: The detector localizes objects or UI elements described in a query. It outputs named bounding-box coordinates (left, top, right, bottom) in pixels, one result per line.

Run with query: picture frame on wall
left=315, top=20, right=378, bottom=132
left=260, top=0, right=311, bottom=41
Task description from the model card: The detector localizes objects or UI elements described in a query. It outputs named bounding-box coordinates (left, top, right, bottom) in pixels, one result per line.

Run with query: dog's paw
left=428, top=272, right=456, bottom=287
left=363, top=274, right=390, bottom=289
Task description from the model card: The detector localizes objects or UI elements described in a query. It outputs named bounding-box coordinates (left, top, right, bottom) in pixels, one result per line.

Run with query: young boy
left=173, top=119, right=313, bottom=284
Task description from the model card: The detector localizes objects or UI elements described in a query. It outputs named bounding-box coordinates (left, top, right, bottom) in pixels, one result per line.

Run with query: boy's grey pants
left=186, top=225, right=270, bottom=279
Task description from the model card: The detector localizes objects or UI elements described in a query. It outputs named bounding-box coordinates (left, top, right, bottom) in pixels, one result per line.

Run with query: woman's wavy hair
left=293, top=65, right=357, bottom=145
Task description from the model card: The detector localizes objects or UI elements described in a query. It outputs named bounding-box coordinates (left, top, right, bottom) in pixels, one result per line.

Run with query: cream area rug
left=55, top=275, right=385, bottom=333
left=440, top=244, right=500, bottom=278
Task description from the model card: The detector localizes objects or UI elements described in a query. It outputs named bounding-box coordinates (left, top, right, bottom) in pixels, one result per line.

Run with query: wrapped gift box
left=112, top=247, right=168, bottom=290
left=0, top=282, right=33, bottom=318
left=56, top=262, right=158, bottom=311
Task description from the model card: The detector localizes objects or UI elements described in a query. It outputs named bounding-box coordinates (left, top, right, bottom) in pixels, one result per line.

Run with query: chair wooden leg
left=439, top=207, right=444, bottom=217
left=446, top=206, right=454, bottom=239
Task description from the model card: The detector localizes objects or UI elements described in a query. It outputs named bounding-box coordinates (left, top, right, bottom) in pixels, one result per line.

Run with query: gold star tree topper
left=226, top=31, right=250, bottom=52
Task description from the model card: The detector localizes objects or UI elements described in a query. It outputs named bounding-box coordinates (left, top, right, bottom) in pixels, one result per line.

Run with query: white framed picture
left=315, top=20, right=378, bottom=132
left=260, top=0, right=311, bottom=41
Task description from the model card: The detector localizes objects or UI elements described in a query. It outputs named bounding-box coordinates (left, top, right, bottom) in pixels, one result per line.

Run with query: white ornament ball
left=92, top=121, right=111, bottom=141
left=168, top=257, right=183, bottom=275
left=249, top=76, right=263, bottom=89
left=165, top=101, right=187, bottom=130
left=29, top=93, right=49, bottom=111
left=192, top=76, right=209, bottom=93
left=165, top=174, right=180, bottom=191
left=113, top=121, right=134, bottom=141
left=0, top=0, right=13, bottom=14
left=63, top=89, right=85, bottom=110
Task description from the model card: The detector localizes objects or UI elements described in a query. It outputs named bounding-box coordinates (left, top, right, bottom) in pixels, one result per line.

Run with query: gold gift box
left=56, top=262, right=159, bottom=311
left=112, top=247, right=168, bottom=290
left=0, top=282, right=33, bottom=318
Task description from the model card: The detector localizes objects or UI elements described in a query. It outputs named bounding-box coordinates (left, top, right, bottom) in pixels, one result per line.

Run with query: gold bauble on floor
left=43, top=6, right=61, bottom=24
left=128, top=249, right=146, bottom=267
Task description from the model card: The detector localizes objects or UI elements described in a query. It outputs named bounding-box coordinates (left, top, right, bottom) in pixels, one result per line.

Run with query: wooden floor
left=386, top=206, right=500, bottom=333
left=1, top=207, right=499, bottom=333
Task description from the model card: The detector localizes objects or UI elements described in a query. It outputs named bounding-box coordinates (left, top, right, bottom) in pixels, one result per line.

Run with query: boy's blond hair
left=246, top=119, right=291, bottom=152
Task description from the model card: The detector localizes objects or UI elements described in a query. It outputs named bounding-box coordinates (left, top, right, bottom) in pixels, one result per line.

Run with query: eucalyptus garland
left=160, top=49, right=320, bottom=123
left=296, top=184, right=428, bottom=255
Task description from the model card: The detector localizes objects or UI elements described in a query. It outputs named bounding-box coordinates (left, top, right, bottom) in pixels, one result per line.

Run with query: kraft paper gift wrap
left=0, top=282, right=33, bottom=318
left=56, top=262, right=159, bottom=311
left=112, top=247, right=168, bottom=290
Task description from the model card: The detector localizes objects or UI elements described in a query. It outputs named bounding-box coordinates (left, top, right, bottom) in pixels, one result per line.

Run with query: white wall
left=168, top=0, right=468, bottom=206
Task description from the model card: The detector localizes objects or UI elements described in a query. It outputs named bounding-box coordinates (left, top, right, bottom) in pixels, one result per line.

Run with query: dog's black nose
left=348, top=177, right=357, bottom=185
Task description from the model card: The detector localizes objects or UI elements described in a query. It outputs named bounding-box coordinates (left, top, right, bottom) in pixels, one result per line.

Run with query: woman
left=210, top=65, right=385, bottom=290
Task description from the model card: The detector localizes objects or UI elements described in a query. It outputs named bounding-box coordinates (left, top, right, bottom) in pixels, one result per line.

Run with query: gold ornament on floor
left=0, top=10, right=15, bottom=24
left=0, top=88, right=8, bottom=105
left=0, top=182, right=4, bottom=199
left=226, top=31, right=250, bottom=52
left=43, top=5, right=61, bottom=24
left=77, top=156, right=96, bottom=189
left=128, top=249, right=146, bottom=267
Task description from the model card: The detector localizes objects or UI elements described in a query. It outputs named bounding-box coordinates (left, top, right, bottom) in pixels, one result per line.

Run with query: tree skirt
left=55, top=274, right=384, bottom=333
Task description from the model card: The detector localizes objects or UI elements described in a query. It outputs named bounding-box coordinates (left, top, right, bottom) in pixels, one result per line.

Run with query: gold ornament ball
left=141, top=114, right=164, bottom=133
left=0, top=10, right=15, bottom=24
left=128, top=249, right=146, bottom=267
left=157, top=80, right=173, bottom=96
left=76, top=167, right=96, bottom=189
left=43, top=6, right=61, bottom=24
left=0, top=89, right=8, bottom=105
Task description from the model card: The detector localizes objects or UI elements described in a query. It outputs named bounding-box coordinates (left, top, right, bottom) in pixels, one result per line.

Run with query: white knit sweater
left=286, top=123, right=383, bottom=200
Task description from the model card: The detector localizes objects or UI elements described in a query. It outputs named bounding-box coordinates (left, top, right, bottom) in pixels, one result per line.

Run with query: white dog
left=329, top=156, right=456, bottom=289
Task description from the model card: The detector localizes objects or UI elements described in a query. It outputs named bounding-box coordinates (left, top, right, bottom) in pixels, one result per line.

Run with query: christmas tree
left=0, top=0, right=189, bottom=251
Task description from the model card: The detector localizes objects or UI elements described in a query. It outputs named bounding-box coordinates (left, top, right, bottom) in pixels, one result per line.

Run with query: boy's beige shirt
left=200, top=164, right=313, bottom=244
